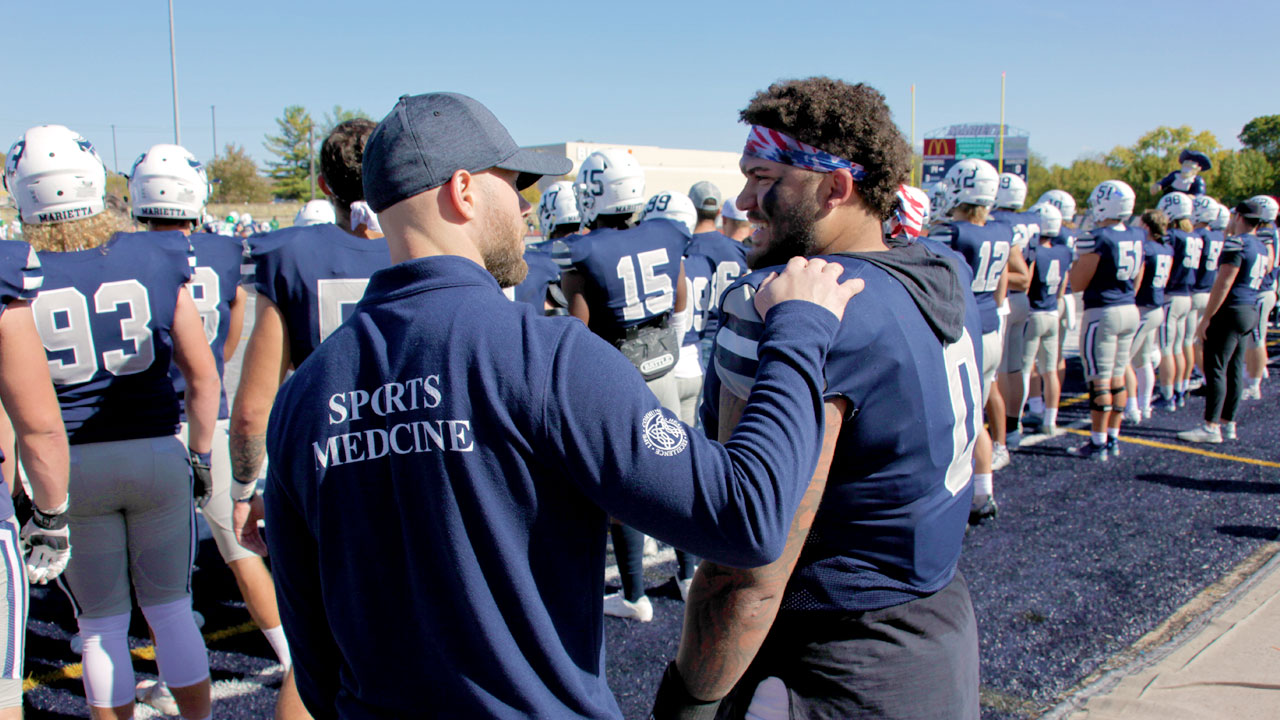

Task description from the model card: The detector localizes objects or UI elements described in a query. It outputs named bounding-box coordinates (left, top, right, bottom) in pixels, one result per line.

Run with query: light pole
left=169, top=0, right=181, bottom=145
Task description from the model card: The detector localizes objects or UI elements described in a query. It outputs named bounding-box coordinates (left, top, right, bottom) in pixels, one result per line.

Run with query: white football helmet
left=240, top=213, right=253, bottom=226
left=1029, top=202, right=1063, bottom=238
left=1087, top=180, right=1136, bottom=222
left=3, top=125, right=106, bottom=224
left=994, top=173, right=1028, bottom=210
left=1156, top=192, right=1194, bottom=221
left=574, top=148, right=645, bottom=226
left=294, top=199, right=336, bottom=226
left=1037, top=190, right=1077, bottom=225
left=927, top=181, right=953, bottom=219
left=537, top=180, right=581, bottom=232
left=1191, top=195, right=1220, bottom=226
left=128, top=144, right=210, bottom=221
left=1247, top=195, right=1279, bottom=223
left=1211, top=204, right=1229, bottom=230
left=639, top=191, right=696, bottom=235
left=942, top=159, right=999, bottom=210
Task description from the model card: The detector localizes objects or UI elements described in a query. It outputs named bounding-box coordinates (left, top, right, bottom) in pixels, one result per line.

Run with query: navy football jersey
left=1221, top=233, right=1268, bottom=307
left=512, top=246, right=560, bottom=311
left=170, top=233, right=243, bottom=420
left=929, top=220, right=1014, bottom=333
left=1075, top=224, right=1144, bottom=309
left=1156, top=171, right=1206, bottom=197
left=1192, top=228, right=1227, bottom=294
left=1135, top=236, right=1174, bottom=308
left=989, top=209, right=1041, bottom=253
left=684, top=231, right=747, bottom=339
left=707, top=250, right=983, bottom=611
left=568, top=220, right=687, bottom=334
left=0, top=241, right=42, bottom=520
left=1166, top=228, right=1203, bottom=296
left=549, top=233, right=585, bottom=270
left=1256, top=226, right=1277, bottom=292
left=33, top=232, right=192, bottom=444
left=681, top=253, right=715, bottom=346
left=1027, top=243, right=1073, bottom=312
left=0, top=241, right=41, bottom=317
left=1055, top=228, right=1079, bottom=293
left=252, top=223, right=392, bottom=366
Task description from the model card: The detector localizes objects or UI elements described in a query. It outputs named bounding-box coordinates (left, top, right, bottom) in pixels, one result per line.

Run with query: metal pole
left=111, top=124, right=119, bottom=174
left=308, top=125, right=316, bottom=200
left=910, top=84, right=916, bottom=186
left=169, top=0, right=181, bottom=144
left=998, top=72, right=1006, bottom=174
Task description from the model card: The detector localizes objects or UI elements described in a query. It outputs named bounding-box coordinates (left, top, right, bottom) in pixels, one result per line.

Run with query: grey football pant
left=57, top=436, right=196, bottom=618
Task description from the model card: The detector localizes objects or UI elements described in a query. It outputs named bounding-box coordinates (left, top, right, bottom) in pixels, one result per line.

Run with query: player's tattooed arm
left=672, top=392, right=847, bottom=701
left=229, top=296, right=290, bottom=486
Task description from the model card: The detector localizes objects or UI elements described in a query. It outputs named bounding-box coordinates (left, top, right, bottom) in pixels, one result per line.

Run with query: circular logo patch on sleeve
left=642, top=408, right=688, bottom=457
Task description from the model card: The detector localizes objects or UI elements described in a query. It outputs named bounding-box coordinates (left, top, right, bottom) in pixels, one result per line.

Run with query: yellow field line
left=1061, top=428, right=1280, bottom=468
left=23, top=620, right=260, bottom=692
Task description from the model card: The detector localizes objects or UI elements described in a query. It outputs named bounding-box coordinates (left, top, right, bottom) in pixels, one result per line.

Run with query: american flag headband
left=743, top=125, right=867, bottom=180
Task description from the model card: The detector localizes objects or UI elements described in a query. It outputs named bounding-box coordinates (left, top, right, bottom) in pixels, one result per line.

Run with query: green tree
left=1239, top=115, right=1280, bottom=195
left=1025, top=151, right=1053, bottom=208
left=320, top=105, right=372, bottom=137
left=1239, top=115, right=1280, bottom=160
left=1211, top=149, right=1276, bottom=207
left=264, top=105, right=317, bottom=200
left=209, top=144, right=272, bottom=203
left=1105, top=126, right=1220, bottom=210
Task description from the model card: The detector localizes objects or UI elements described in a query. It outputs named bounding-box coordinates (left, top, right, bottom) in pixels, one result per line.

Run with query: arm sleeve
left=541, top=301, right=839, bottom=568
left=1218, top=237, right=1245, bottom=268
left=1074, top=233, right=1098, bottom=254
left=263, top=472, right=342, bottom=719
left=0, top=241, right=41, bottom=313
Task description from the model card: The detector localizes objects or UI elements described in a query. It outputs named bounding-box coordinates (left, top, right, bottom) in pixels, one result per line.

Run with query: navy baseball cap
left=363, top=92, right=572, bottom=213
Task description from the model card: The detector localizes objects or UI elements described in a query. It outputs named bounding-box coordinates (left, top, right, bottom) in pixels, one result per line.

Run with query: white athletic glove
left=21, top=498, right=71, bottom=585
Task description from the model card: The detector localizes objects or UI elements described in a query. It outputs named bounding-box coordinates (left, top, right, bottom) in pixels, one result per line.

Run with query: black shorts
left=718, top=572, right=980, bottom=720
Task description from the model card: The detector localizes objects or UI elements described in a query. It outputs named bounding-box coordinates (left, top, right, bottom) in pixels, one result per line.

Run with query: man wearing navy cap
left=261, top=92, right=862, bottom=719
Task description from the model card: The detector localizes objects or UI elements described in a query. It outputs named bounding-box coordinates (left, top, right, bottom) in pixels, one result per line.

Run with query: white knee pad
left=141, top=597, right=210, bottom=688
left=745, top=676, right=790, bottom=720
left=77, top=612, right=134, bottom=707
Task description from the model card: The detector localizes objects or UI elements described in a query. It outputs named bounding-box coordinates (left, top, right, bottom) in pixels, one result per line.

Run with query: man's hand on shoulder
left=753, top=257, right=864, bottom=322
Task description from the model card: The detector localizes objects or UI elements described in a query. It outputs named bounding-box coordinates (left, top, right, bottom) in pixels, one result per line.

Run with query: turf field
left=19, top=299, right=1280, bottom=717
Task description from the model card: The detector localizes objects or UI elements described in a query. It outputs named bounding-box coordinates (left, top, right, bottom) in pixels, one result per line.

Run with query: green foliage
left=1239, top=115, right=1280, bottom=160
left=264, top=105, right=317, bottom=201
left=1212, top=149, right=1276, bottom=207
left=209, top=144, right=273, bottom=203
left=1026, top=123, right=1278, bottom=220
left=321, top=105, right=373, bottom=137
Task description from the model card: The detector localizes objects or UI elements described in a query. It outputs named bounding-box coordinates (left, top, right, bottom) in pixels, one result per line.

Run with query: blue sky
left=3, top=1, right=1274, bottom=174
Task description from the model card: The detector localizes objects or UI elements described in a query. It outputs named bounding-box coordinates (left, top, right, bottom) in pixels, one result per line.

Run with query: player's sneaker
left=1186, top=374, right=1204, bottom=390
left=1006, top=428, right=1022, bottom=450
left=1155, top=391, right=1177, bottom=413
left=1177, top=423, right=1222, bottom=444
left=1241, top=385, right=1261, bottom=401
left=1106, top=436, right=1121, bottom=458
left=1070, top=440, right=1108, bottom=462
left=991, top=444, right=1011, bottom=471
left=1222, top=421, right=1237, bottom=440
left=69, top=634, right=82, bottom=654
left=1123, top=407, right=1142, bottom=424
left=136, top=680, right=180, bottom=716
left=1177, top=390, right=1189, bottom=406
left=1022, top=412, right=1044, bottom=433
left=603, top=592, right=653, bottom=622
left=1042, top=422, right=1061, bottom=437
left=1142, top=405, right=1153, bottom=421
left=968, top=497, right=999, bottom=526
left=677, top=578, right=692, bottom=602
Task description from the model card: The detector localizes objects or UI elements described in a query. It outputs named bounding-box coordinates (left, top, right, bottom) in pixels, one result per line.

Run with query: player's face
left=737, top=157, right=822, bottom=269
left=1181, top=161, right=1200, bottom=176
left=478, top=169, right=530, bottom=288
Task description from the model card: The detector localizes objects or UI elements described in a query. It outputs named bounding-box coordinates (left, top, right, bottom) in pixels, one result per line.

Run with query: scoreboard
left=923, top=124, right=1029, bottom=184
